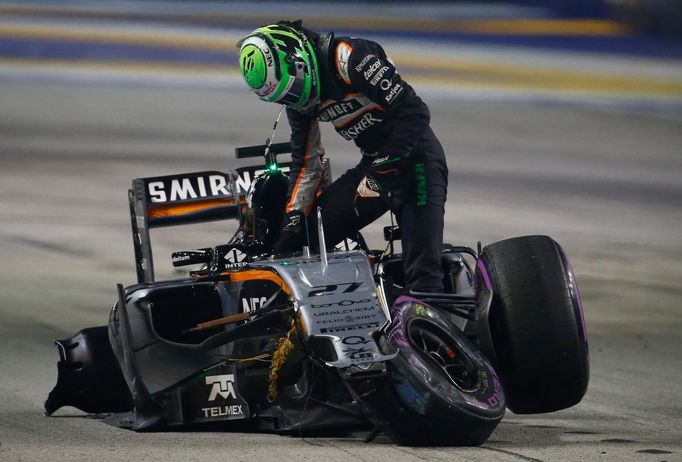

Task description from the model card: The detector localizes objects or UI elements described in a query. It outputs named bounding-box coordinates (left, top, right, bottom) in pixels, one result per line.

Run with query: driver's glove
left=358, top=152, right=404, bottom=197
left=273, top=210, right=306, bottom=255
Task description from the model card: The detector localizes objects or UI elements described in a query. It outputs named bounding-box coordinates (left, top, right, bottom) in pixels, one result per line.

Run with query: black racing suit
left=279, top=34, right=448, bottom=292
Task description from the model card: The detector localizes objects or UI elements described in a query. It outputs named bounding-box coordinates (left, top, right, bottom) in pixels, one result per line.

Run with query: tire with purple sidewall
left=346, top=297, right=505, bottom=446
left=476, top=235, right=589, bottom=414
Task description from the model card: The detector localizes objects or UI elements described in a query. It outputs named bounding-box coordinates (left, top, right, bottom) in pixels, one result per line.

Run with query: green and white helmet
left=238, top=24, right=320, bottom=109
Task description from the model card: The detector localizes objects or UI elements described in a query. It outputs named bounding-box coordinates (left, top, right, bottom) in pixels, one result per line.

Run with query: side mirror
left=171, top=248, right=213, bottom=267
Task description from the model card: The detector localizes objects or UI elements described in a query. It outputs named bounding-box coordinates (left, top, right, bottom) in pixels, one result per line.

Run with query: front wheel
left=347, top=297, right=505, bottom=446
left=476, top=235, right=589, bottom=414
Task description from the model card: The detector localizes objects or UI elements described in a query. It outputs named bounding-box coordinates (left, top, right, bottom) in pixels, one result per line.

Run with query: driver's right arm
left=284, top=107, right=324, bottom=216
left=274, top=108, right=324, bottom=254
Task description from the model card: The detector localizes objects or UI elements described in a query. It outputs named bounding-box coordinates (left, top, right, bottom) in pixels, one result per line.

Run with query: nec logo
left=242, top=296, right=268, bottom=313
left=205, top=374, right=237, bottom=401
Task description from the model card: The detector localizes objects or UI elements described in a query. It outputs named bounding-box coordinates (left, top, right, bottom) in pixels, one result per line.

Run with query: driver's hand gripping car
left=238, top=20, right=449, bottom=292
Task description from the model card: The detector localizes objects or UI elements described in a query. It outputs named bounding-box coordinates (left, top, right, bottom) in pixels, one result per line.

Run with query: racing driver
left=237, top=21, right=448, bottom=292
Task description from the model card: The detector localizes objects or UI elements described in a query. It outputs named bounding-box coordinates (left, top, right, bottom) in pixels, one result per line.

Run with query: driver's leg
left=317, top=164, right=389, bottom=248
left=395, top=129, right=448, bottom=292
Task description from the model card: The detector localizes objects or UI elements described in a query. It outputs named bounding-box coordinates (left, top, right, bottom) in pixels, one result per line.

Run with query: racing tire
left=476, top=235, right=589, bottom=414
left=347, top=297, right=505, bottom=446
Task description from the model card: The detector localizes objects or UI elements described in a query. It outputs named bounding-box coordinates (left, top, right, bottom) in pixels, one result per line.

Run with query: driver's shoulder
left=331, top=37, right=384, bottom=86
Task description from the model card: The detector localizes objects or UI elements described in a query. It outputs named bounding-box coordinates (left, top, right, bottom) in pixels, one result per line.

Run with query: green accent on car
left=240, top=44, right=266, bottom=89
left=415, top=162, right=427, bottom=206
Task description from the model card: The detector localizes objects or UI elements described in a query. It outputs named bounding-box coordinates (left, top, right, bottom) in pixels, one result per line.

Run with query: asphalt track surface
left=1, top=54, right=682, bottom=462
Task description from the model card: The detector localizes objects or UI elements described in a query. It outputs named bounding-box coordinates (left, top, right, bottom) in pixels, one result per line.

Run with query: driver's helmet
left=238, top=24, right=320, bottom=110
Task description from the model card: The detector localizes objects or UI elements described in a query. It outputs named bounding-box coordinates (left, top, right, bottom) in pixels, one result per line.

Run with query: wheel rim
left=407, top=320, right=480, bottom=392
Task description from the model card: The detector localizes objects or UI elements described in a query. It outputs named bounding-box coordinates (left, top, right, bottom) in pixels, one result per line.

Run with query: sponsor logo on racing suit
left=370, top=66, right=389, bottom=86
left=339, top=113, right=383, bottom=140
left=354, top=54, right=375, bottom=72
left=363, top=59, right=382, bottom=80
left=385, top=83, right=403, bottom=103
left=318, top=99, right=363, bottom=122
left=335, top=42, right=353, bottom=84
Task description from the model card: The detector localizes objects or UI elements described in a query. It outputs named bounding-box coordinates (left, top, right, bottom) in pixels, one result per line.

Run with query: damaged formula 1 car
left=45, top=141, right=589, bottom=446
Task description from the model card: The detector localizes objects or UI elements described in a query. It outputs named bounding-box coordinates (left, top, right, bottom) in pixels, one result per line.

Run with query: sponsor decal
left=379, top=79, right=392, bottom=90
left=262, top=47, right=273, bottom=67
left=242, top=296, right=268, bottom=313
left=335, top=42, right=352, bottom=85
left=277, top=253, right=350, bottom=267
left=312, top=306, right=375, bottom=317
left=255, top=80, right=277, bottom=97
left=201, top=405, right=244, bottom=418
left=371, top=154, right=393, bottom=167
left=356, top=175, right=381, bottom=198
left=320, top=322, right=381, bottom=334
left=238, top=279, right=280, bottom=313
left=384, top=83, right=403, bottom=103
left=342, top=335, right=372, bottom=345
left=354, top=54, right=375, bottom=72
left=415, top=304, right=427, bottom=316
left=370, top=66, right=389, bottom=86
left=487, top=371, right=503, bottom=407
left=206, top=374, right=237, bottom=401
left=315, top=313, right=377, bottom=324
left=366, top=176, right=381, bottom=191
left=318, top=99, right=363, bottom=122
left=311, top=298, right=371, bottom=308
left=339, top=113, right=383, bottom=140
left=171, top=254, right=191, bottom=263
left=307, top=282, right=362, bottom=297
left=144, top=167, right=293, bottom=205
left=148, top=175, right=229, bottom=203
left=342, top=345, right=375, bottom=361
left=333, top=237, right=362, bottom=251
left=283, top=213, right=301, bottom=230
left=363, top=60, right=382, bottom=80
left=224, top=248, right=247, bottom=268
left=181, top=367, right=250, bottom=422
